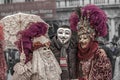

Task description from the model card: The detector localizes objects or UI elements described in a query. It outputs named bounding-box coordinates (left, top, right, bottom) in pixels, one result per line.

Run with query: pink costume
left=69, top=4, right=112, bottom=80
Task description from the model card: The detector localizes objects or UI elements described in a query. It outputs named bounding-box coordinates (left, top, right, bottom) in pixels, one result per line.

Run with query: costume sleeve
left=50, top=37, right=60, bottom=63
left=0, top=50, right=7, bottom=80
left=13, top=63, right=27, bottom=75
left=92, top=49, right=112, bottom=80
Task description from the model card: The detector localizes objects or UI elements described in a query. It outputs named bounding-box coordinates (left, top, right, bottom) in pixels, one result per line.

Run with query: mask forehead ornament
left=77, top=11, right=95, bottom=39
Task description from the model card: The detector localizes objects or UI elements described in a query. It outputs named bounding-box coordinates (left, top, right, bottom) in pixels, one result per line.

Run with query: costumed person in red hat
left=13, top=22, right=61, bottom=80
left=69, top=4, right=112, bottom=80
left=0, top=24, right=7, bottom=80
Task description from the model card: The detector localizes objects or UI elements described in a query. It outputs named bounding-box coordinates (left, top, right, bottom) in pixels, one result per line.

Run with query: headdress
left=69, top=4, right=108, bottom=37
left=15, top=22, right=49, bottom=63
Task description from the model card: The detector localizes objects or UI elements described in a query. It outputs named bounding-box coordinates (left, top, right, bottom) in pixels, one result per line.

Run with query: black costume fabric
left=50, top=35, right=78, bottom=80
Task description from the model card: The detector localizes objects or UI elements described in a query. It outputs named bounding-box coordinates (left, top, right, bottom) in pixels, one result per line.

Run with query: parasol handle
left=21, top=39, right=24, bottom=54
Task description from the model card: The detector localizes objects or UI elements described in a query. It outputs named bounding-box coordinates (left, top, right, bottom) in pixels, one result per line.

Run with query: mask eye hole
left=65, top=30, right=70, bottom=35
left=43, top=47, right=47, bottom=50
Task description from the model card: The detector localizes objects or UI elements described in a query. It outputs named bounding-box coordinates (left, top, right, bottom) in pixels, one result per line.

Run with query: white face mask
left=57, top=28, right=72, bottom=44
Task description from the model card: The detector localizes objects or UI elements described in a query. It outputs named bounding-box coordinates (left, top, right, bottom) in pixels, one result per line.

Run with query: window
left=4, top=0, right=13, bottom=4
left=25, top=0, right=34, bottom=2
left=65, top=0, right=67, bottom=6
left=94, top=0, right=105, bottom=4
left=69, top=0, right=79, bottom=6
left=56, top=1, right=60, bottom=7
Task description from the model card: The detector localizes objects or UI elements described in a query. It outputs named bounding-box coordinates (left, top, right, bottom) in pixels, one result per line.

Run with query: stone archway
left=106, top=19, right=111, bottom=41
left=116, top=20, right=120, bottom=38
left=118, top=24, right=120, bottom=37
left=104, top=24, right=109, bottom=41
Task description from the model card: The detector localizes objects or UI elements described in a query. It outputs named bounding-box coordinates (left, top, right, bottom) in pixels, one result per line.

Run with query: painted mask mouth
left=81, top=42, right=86, bottom=45
left=80, top=42, right=88, bottom=48
left=60, top=37, right=67, bottom=41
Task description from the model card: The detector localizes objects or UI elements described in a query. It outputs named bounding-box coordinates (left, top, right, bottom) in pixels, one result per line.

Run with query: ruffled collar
left=78, top=40, right=98, bottom=60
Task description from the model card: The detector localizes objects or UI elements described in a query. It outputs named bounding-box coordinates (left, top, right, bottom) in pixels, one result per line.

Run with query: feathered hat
left=69, top=4, right=107, bottom=37
left=15, top=22, right=49, bottom=63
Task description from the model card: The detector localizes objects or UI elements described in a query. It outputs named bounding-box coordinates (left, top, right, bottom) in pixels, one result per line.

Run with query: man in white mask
left=57, top=27, right=72, bottom=44
left=50, top=25, right=78, bottom=80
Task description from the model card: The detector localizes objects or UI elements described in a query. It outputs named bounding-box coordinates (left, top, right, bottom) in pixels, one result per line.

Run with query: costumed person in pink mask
left=14, top=22, right=61, bottom=80
left=69, top=4, right=112, bottom=80
left=0, top=24, right=7, bottom=80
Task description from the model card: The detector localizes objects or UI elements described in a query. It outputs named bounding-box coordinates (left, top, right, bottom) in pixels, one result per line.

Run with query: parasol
left=0, top=12, right=48, bottom=49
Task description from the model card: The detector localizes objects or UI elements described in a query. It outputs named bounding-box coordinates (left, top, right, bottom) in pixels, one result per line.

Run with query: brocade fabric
left=32, top=47, right=62, bottom=80
left=0, top=51, right=7, bottom=80
left=78, top=49, right=112, bottom=80
left=12, top=61, right=32, bottom=80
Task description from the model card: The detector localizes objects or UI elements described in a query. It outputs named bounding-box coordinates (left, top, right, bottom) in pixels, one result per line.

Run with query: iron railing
left=56, top=0, right=120, bottom=8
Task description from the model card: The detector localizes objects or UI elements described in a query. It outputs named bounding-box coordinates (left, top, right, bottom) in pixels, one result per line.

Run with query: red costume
left=0, top=24, right=7, bottom=80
